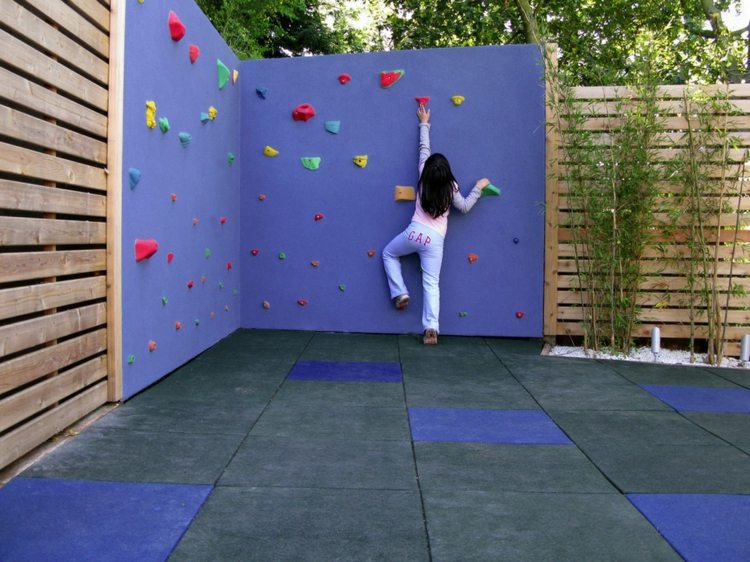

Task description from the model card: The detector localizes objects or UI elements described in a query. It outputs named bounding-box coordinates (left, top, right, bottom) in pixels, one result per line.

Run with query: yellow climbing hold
left=263, top=146, right=279, bottom=157
left=451, top=95, right=465, bottom=106
left=208, top=106, right=217, bottom=120
left=145, top=100, right=156, bottom=128
left=353, top=155, right=368, bottom=168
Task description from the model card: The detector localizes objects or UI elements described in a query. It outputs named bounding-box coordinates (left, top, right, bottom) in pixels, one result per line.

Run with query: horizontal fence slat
left=557, top=306, right=750, bottom=324
left=0, top=216, right=106, bottom=246
left=557, top=274, right=750, bottom=291
left=0, top=277, right=106, bottom=321
left=0, top=355, right=106, bottom=434
left=0, top=106, right=107, bottom=164
left=0, top=142, right=107, bottom=191
left=0, top=329, right=107, bottom=394
left=66, top=0, right=111, bottom=32
left=557, top=290, right=750, bottom=308
left=0, top=381, right=107, bottom=469
left=571, top=83, right=750, bottom=100
left=0, top=250, right=106, bottom=284
left=0, top=302, right=107, bottom=358
left=0, top=179, right=107, bottom=217
left=0, top=28, right=108, bottom=111
left=557, top=259, right=750, bottom=276
left=558, top=244, right=750, bottom=260
left=5, top=0, right=109, bottom=84
left=556, top=228, right=750, bottom=244
left=30, top=0, right=109, bottom=58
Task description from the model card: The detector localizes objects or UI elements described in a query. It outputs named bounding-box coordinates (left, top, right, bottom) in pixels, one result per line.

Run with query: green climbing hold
left=339, top=284, right=347, bottom=292
left=482, top=183, right=501, bottom=196
left=217, top=59, right=230, bottom=89
left=233, top=288, right=239, bottom=295
left=227, top=152, right=235, bottom=165
left=204, top=248, right=211, bottom=258
left=178, top=132, right=192, bottom=147
left=301, top=157, right=321, bottom=171
left=278, top=252, right=286, bottom=260
left=459, top=311, right=469, bottom=317
left=218, top=281, right=224, bottom=290
left=161, top=296, right=168, bottom=306
left=325, top=120, right=341, bottom=134
left=200, top=112, right=210, bottom=123
left=127, top=354, right=135, bottom=365
left=158, top=117, right=170, bottom=133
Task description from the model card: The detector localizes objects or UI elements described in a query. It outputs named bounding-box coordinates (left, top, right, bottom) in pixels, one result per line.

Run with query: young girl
left=383, top=105, right=490, bottom=345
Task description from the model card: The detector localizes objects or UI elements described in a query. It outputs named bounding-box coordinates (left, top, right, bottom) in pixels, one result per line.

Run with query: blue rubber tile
left=629, top=494, right=750, bottom=562
left=641, top=385, right=750, bottom=413
left=0, top=477, right=211, bottom=562
left=408, top=408, right=571, bottom=444
left=288, top=360, right=402, bottom=383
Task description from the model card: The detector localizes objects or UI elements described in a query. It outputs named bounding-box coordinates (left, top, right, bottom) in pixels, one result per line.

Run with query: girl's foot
left=394, top=294, right=410, bottom=310
left=423, top=329, right=438, bottom=345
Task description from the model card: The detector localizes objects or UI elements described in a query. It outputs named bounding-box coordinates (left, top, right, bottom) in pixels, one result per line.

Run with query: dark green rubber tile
left=551, top=410, right=723, bottom=447
left=521, top=378, right=670, bottom=411
left=301, top=333, right=400, bottom=362
left=682, top=412, right=750, bottom=449
left=606, top=361, right=739, bottom=387
left=575, top=442, right=750, bottom=493
left=710, top=367, right=750, bottom=389
left=219, top=436, right=417, bottom=490
left=398, top=334, right=492, bottom=361
left=211, top=329, right=314, bottom=350
left=484, top=337, right=545, bottom=356
left=400, top=354, right=508, bottom=379
left=157, top=357, right=292, bottom=392
left=414, top=442, right=614, bottom=493
left=273, top=380, right=404, bottom=406
left=404, top=374, right=536, bottom=409
left=250, top=402, right=410, bottom=440
left=22, top=427, right=243, bottom=485
left=423, top=490, right=681, bottom=562
left=502, top=355, right=620, bottom=381
left=169, top=487, right=429, bottom=562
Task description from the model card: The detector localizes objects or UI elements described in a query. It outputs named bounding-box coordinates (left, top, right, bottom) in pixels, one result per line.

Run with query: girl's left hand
left=475, top=178, right=490, bottom=190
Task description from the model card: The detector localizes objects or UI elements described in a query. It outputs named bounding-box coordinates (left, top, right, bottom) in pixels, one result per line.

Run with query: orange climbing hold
left=168, top=10, right=186, bottom=41
left=310, top=261, right=320, bottom=267
left=148, top=340, right=157, bottom=352
left=467, top=253, right=479, bottom=264
left=258, top=194, right=266, bottom=201
left=170, top=193, right=177, bottom=202
left=367, top=250, right=376, bottom=257
left=135, top=239, right=158, bottom=262
left=175, top=321, right=182, bottom=330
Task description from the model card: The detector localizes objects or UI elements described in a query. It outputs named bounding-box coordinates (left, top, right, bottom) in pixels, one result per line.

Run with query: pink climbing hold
left=314, top=213, right=324, bottom=222
left=168, top=10, right=186, bottom=41
left=297, top=299, right=308, bottom=307
left=250, top=249, right=259, bottom=256
left=226, top=261, right=232, bottom=270
left=292, top=104, right=316, bottom=122
left=516, top=311, right=525, bottom=319
left=135, top=239, right=158, bottom=262
left=189, top=44, right=200, bottom=63
left=167, top=252, right=174, bottom=264
left=415, top=96, right=430, bottom=106
left=220, top=216, right=227, bottom=225
left=338, top=73, right=351, bottom=85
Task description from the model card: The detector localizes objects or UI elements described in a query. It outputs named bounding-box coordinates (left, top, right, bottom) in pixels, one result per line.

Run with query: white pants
left=383, top=221, right=445, bottom=332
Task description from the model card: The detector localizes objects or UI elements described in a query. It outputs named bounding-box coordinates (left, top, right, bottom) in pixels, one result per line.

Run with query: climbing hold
left=339, top=284, right=346, bottom=292
left=297, top=299, right=308, bottom=306
left=145, top=100, right=156, bottom=129
left=232, top=69, right=239, bottom=84
left=170, top=193, right=177, bottom=202
left=167, top=10, right=186, bottom=41
left=258, top=194, right=266, bottom=201
left=338, top=73, right=351, bottom=84
left=128, top=168, right=141, bottom=189
left=200, top=112, right=210, bottom=123
left=301, top=157, right=321, bottom=171
left=233, top=289, right=239, bottom=295
left=415, top=96, right=430, bottom=106
left=194, top=318, right=200, bottom=326
left=175, top=321, right=182, bottom=330
left=263, top=146, right=279, bottom=157
left=314, top=213, right=324, bottom=221
left=161, top=296, right=168, bottom=306
left=310, top=261, right=320, bottom=267
left=224, top=305, right=229, bottom=312
left=189, top=44, right=200, bottom=63
left=292, top=103, right=316, bottom=121
left=220, top=216, right=227, bottom=225
left=218, top=281, right=224, bottom=290
left=227, top=152, right=235, bottom=165
left=380, top=69, right=405, bottom=88
left=167, top=252, right=174, bottom=263
left=204, top=248, right=211, bottom=258
left=262, top=300, right=271, bottom=310
left=451, top=95, right=465, bottom=106
left=208, top=106, right=217, bottom=120
left=394, top=185, right=416, bottom=201
left=148, top=340, right=157, bottom=352
left=467, top=253, right=478, bottom=264
left=256, top=88, right=268, bottom=99
left=200, top=275, right=207, bottom=284
left=134, top=239, right=158, bottom=262
left=217, top=59, right=230, bottom=89
left=353, top=155, right=368, bottom=168
left=127, top=354, right=135, bottom=365
left=459, top=311, right=469, bottom=317
left=210, top=311, right=216, bottom=319
left=178, top=132, right=192, bottom=147
left=187, top=280, right=194, bottom=289
left=278, top=252, right=286, bottom=260
left=250, top=249, right=259, bottom=256
left=158, top=117, right=170, bottom=133
left=192, top=217, right=199, bottom=226
left=226, top=261, right=232, bottom=270
left=482, top=183, right=501, bottom=196
left=367, top=250, right=376, bottom=257
left=325, top=120, right=341, bottom=134
left=516, top=311, right=525, bottom=319
left=513, top=237, right=520, bottom=244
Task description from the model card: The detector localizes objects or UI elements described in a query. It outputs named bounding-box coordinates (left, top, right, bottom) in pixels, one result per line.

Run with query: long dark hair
left=419, top=153, right=456, bottom=218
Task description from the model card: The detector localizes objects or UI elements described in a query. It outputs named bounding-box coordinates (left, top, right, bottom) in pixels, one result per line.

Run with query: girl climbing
left=383, top=105, right=490, bottom=345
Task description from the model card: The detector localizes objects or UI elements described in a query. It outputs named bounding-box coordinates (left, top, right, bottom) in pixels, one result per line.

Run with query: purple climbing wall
left=121, top=0, right=241, bottom=398
left=240, top=45, right=545, bottom=337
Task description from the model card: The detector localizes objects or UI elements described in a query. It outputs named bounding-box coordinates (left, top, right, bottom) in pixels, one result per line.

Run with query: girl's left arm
left=452, top=178, right=490, bottom=214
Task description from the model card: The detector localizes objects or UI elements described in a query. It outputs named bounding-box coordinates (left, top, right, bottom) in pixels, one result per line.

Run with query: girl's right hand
left=417, top=105, right=430, bottom=123
left=475, top=178, right=490, bottom=190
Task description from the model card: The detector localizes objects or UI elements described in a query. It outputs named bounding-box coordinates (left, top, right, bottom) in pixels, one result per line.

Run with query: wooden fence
left=545, top=71, right=750, bottom=356
left=0, top=0, right=123, bottom=471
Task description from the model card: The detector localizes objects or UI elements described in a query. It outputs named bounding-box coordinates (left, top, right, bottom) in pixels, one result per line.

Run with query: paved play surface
left=2, top=330, right=750, bottom=561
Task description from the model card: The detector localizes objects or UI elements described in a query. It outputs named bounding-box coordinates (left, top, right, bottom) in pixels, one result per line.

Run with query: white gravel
left=548, top=345, right=748, bottom=369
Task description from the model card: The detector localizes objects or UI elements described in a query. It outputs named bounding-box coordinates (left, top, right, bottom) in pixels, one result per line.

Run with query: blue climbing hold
left=178, top=132, right=192, bottom=147
left=128, top=168, right=141, bottom=189
left=256, top=88, right=268, bottom=99
left=325, top=120, right=341, bottom=134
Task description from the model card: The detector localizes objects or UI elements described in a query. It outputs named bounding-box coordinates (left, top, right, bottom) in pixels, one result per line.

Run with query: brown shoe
left=423, top=329, right=438, bottom=345
left=394, top=294, right=410, bottom=310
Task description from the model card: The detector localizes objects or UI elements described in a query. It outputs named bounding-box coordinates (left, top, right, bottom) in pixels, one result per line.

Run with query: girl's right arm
left=417, top=106, right=431, bottom=175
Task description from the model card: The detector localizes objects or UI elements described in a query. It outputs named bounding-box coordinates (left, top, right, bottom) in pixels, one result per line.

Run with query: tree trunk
left=514, top=0, right=542, bottom=44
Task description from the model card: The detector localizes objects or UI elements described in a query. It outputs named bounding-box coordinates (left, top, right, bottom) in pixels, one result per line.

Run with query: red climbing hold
left=516, top=311, right=525, bottom=319
left=226, top=261, right=232, bottom=270
left=297, top=299, right=308, bottom=306
left=415, top=96, right=430, bottom=106
left=220, top=216, right=227, bottom=225
left=310, top=261, right=320, bottom=267
left=187, top=280, right=194, bottom=289
left=467, top=253, right=479, bottom=264
left=380, top=70, right=405, bottom=88
left=338, top=73, right=351, bottom=85
left=189, top=44, right=200, bottom=63
left=149, top=340, right=157, bottom=352
left=170, top=193, right=177, bottom=202
left=367, top=250, right=376, bottom=257
left=314, top=213, right=324, bottom=221
left=167, top=252, right=174, bottom=264
left=250, top=249, right=259, bottom=256
left=292, top=104, right=316, bottom=122
left=175, top=321, right=182, bottom=331
left=135, top=239, right=158, bottom=262
left=168, top=10, right=186, bottom=41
